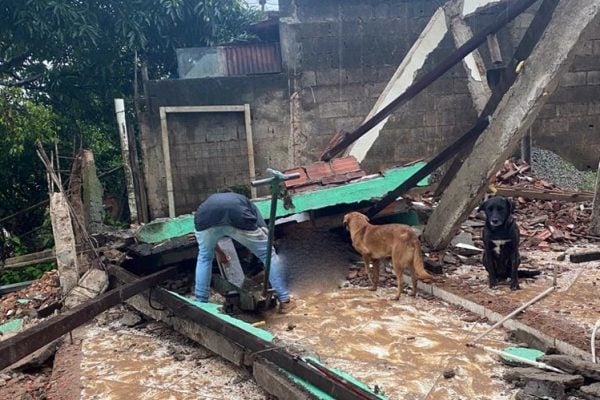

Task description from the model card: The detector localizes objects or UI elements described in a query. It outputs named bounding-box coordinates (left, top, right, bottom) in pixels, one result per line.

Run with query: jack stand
left=251, top=168, right=300, bottom=299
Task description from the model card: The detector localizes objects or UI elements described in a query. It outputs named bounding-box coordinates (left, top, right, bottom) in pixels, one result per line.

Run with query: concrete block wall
left=280, top=0, right=479, bottom=172
left=139, top=0, right=600, bottom=219
left=140, top=75, right=289, bottom=218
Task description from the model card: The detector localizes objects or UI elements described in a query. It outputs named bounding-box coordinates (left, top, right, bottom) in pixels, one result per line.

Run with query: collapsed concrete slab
left=424, top=0, right=600, bottom=250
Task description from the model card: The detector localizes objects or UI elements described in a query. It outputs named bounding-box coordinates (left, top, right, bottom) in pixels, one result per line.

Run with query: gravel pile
left=530, top=147, right=596, bottom=191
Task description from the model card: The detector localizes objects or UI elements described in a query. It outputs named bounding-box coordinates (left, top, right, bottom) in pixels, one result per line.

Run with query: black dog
left=479, top=196, right=521, bottom=290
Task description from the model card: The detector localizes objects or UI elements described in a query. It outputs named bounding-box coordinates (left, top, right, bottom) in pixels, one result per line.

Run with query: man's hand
left=187, top=233, right=196, bottom=242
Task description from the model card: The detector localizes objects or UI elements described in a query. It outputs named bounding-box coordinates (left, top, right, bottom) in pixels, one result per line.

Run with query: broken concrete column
left=591, top=159, right=600, bottom=235
left=49, top=192, right=79, bottom=296
left=424, top=0, right=600, bottom=250
left=82, top=150, right=104, bottom=233
left=538, top=355, right=600, bottom=381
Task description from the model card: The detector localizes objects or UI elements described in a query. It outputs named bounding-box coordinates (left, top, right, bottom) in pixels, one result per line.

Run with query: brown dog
left=343, top=212, right=433, bottom=299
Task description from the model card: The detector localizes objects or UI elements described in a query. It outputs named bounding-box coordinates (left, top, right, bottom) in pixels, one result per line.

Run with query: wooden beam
left=319, top=0, right=538, bottom=161
left=115, top=99, right=139, bottom=224
left=494, top=187, right=594, bottom=202
left=423, top=0, right=600, bottom=250
left=244, top=104, right=257, bottom=199
left=0, top=266, right=176, bottom=371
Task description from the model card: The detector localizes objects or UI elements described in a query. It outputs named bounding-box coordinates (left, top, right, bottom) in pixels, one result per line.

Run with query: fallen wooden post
left=0, top=266, right=176, bottom=371
left=494, top=188, right=594, bottom=202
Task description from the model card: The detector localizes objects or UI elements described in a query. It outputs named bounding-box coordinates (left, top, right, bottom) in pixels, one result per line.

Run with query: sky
left=244, top=0, right=279, bottom=11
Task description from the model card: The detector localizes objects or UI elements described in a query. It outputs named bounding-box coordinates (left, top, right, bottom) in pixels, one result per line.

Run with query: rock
left=556, top=253, right=566, bottom=261
left=443, top=254, right=459, bottom=265
left=538, top=355, right=600, bottom=381
left=443, top=368, right=456, bottom=379
left=461, top=314, right=479, bottom=323
left=575, top=383, right=600, bottom=400
left=119, top=311, right=143, bottom=327
left=514, top=390, right=541, bottom=400
left=504, top=367, right=584, bottom=400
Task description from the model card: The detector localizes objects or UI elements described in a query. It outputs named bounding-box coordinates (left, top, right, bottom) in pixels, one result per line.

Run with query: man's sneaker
left=278, top=298, right=297, bottom=314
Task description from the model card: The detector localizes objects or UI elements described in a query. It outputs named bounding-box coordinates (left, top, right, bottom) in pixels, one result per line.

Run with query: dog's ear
left=478, top=199, right=488, bottom=212
left=506, top=197, right=515, bottom=214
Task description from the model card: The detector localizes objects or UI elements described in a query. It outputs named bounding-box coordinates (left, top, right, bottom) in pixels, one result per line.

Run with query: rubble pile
left=493, top=159, right=532, bottom=186
left=503, top=354, right=600, bottom=400
left=0, top=270, right=61, bottom=324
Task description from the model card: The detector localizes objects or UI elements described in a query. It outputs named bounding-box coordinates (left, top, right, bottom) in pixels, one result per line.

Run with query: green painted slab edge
left=168, top=291, right=275, bottom=342
left=501, top=346, right=545, bottom=366
left=281, top=356, right=388, bottom=400
left=0, top=318, right=23, bottom=334
left=167, top=293, right=385, bottom=399
left=138, top=162, right=427, bottom=244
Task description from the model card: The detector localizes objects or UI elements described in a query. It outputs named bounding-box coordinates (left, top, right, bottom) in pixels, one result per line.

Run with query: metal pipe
left=472, top=343, right=565, bottom=373
left=592, top=319, right=600, bottom=363
left=469, top=286, right=555, bottom=345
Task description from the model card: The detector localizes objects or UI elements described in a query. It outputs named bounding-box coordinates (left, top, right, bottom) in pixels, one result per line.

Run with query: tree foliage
left=0, top=0, right=259, bottom=252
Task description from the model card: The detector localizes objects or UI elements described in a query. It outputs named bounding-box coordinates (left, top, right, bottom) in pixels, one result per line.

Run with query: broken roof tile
left=331, top=156, right=361, bottom=175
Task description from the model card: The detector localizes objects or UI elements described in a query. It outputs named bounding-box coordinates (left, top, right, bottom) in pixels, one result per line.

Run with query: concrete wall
left=140, top=75, right=289, bottom=218
left=140, top=0, right=600, bottom=219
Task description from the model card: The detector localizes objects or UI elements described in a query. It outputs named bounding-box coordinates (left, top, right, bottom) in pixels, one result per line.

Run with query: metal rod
left=0, top=266, right=176, bottom=370
left=469, top=286, right=555, bottom=345
left=320, top=0, right=538, bottom=161
left=366, top=118, right=490, bottom=218
left=263, top=187, right=279, bottom=297
left=472, top=343, right=565, bottom=373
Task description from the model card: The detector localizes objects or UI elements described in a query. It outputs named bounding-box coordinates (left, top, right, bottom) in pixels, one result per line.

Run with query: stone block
left=588, top=71, right=600, bottom=85
left=557, top=103, right=589, bottom=117
left=560, top=72, right=587, bottom=87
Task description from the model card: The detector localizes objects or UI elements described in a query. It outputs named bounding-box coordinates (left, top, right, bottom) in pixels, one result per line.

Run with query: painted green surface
left=501, top=347, right=545, bottom=366
left=138, top=162, right=428, bottom=244
left=0, top=318, right=23, bottom=334
left=167, top=292, right=386, bottom=399
left=168, top=291, right=275, bottom=342
left=282, top=356, right=388, bottom=400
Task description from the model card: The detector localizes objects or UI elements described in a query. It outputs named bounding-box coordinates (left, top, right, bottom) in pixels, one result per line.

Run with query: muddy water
left=267, top=288, right=516, bottom=399
left=80, top=325, right=267, bottom=400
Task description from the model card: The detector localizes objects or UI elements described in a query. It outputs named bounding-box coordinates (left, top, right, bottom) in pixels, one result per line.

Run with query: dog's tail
left=411, top=240, right=434, bottom=283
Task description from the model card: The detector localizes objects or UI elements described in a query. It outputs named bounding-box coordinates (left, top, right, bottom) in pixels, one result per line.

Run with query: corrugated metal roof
left=222, top=43, right=281, bottom=76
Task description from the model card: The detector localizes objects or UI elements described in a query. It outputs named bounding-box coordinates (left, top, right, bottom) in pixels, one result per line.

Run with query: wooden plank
left=494, top=187, right=594, bottom=202
left=569, top=250, right=600, bottom=264
left=0, top=266, right=176, bottom=371
left=319, top=0, right=538, bottom=161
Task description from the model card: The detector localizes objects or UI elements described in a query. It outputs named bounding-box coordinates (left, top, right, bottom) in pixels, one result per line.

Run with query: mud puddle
left=267, top=287, right=516, bottom=399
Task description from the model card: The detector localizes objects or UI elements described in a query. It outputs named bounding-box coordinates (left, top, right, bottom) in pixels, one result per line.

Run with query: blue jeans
left=194, top=226, right=290, bottom=302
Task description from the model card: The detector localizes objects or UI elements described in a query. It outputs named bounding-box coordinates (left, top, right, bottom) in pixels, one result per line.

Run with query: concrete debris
left=63, top=268, right=109, bottom=309
left=538, top=355, right=600, bottom=381
left=575, top=383, right=600, bottom=400
left=570, top=249, right=600, bottom=263
left=0, top=271, right=61, bottom=325
left=118, top=311, right=143, bottom=327
left=504, top=367, right=585, bottom=400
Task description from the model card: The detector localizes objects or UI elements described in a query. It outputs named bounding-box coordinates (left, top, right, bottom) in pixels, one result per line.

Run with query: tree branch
left=0, top=74, right=43, bottom=87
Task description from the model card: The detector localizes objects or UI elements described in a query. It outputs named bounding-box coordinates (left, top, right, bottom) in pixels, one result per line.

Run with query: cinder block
left=587, top=71, right=600, bottom=85
left=557, top=103, right=588, bottom=117
left=319, top=101, right=349, bottom=118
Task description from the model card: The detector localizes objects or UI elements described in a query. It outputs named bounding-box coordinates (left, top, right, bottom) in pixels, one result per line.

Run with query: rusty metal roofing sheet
left=222, top=43, right=281, bottom=76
